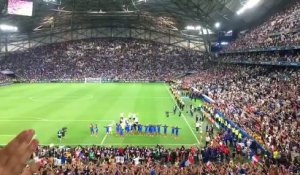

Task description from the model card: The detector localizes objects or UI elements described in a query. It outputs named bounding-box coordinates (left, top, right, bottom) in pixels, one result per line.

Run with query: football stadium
left=0, top=0, right=299, bottom=174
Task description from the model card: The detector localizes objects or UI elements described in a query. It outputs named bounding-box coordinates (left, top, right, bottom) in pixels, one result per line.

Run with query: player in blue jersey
left=162, top=125, right=168, bottom=135
left=116, top=123, right=120, bottom=135
left=149, top=125, right=153, bottom=136
left=157, top=125, right=161, bottom=135
left=104, top=126, right=110, bottom=134
left=89, top=123, right=94, bottom=136
left=94, top=124, right=99, bottom=137
left=171, top=126, right=175, bottom=136
left=175, top=126, right=181, bottom=138
left=144, top=125, right=149, bottom=135
left=125, top=123, right=130, bottom=133
left=152, top=125, right=156, bottom=135
left=119, top=128, right=124, bottom=137
left=138, top=124, right=143, bottom=134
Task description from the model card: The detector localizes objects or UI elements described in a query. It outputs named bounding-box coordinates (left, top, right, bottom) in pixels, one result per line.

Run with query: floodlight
left=195, top=26, right=202, bottom=30
left=215, top=22, right=220, bottom=28
left=221, top=42, right=229, bottom=45
left=246, top=0, right=260, bottom=8
left=0, top=24, right=18, bottom=32
left=185, top=26, right=195, bottom=30
left=237, top=0, right=261, bottom=15
left=237, top=8, right=245, bottom=15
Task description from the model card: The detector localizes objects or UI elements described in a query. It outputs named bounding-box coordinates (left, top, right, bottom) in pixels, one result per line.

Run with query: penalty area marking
left=164, top=84, right=200, bottom=145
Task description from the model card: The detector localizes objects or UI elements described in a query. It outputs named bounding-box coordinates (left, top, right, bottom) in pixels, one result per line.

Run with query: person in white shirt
left=133, top=156, right=140, bottom=165
left=205, top=135, right=211, bottom=147
left=196, top=122, right=200, bottom=133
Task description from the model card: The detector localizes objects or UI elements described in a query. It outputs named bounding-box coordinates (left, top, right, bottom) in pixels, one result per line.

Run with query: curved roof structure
left=0, top=0, right=290, bottom=34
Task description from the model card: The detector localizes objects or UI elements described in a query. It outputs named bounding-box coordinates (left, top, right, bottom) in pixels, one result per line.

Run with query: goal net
left=84, top=77, right=102, bottom=83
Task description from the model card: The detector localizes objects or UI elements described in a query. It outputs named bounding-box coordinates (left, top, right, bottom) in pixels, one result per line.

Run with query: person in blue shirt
left=125, top=123, right=130, bottom=133
left=104, top=126, right=110, bottom=134
left=149, top=125, right=153, bottom=135
left=150, top=168, right=156, bottom=175
left=138, top=124, right=143, bottom=134
left=157, top=125, right=161, bottom=134
left=119, top=128, right=124, bottom=137
left=162, top=125, right=168, bottom=135
left=152, top=125, right=156, bottom=134
left=171, top=126, right=175, bottom=136
left=144, top=125, right=149, bottom=135
left=89, top=123, right=94, bottom=136
left=116, top=123, right=120, bottom=135
left=175, top=126, right=181, bottom=137
left=94, top=124, right=99, bottom=137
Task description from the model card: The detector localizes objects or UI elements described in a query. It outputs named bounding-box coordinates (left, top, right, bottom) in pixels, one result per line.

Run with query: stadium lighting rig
left=185, top=25, right=202, bottom=30
left=237, top=0, right=261, bottom=15
left=0, top=24, right=18, bottom=32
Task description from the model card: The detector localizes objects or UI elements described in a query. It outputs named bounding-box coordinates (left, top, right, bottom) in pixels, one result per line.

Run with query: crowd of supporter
left=224, top=0, right=300, bottom=52
left=31, top=129, right=298, bottom=174
left=0, top=73, right=10, bottom=84
left=181, top=64, right=300, bottom=165
left=0, top=38, right=205, bottom=81
left=218, top=49, right=300, bottom=63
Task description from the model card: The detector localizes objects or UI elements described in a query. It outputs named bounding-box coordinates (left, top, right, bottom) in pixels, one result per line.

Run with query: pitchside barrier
left=0, top=82, right=13, bottom=86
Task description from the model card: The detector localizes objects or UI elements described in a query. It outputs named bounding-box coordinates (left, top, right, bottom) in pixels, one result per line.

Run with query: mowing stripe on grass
left=164, top=84, right=200, bottom=145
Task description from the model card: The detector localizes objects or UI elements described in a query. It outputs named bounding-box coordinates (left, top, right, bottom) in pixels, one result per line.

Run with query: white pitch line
left=165, top=84, right=200, bottom=145
left=100, top=134, right=108, bottom=145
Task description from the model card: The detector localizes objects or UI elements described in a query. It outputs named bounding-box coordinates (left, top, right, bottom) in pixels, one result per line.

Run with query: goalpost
left=84, top=77, right=102, bottom=83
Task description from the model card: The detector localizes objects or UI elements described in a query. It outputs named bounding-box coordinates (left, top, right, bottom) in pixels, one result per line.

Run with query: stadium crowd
left=0, top=38, right=205, bottom=81
left=218, top=49, right=300, bottom=63
left=182, top=64, right=300, bottom=165
left=223, top=0, right=300, bottom=52
left=19, top=129, right=297, bottom=174
left=0, top=73, right=7, bottom=83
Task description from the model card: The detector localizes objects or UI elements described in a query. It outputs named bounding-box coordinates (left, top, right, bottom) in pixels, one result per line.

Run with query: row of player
left=89, top=123, right=182, bottom=137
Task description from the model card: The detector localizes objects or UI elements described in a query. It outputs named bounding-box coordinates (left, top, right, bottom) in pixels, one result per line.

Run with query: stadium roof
left=0, top=0, right=291, bottom=34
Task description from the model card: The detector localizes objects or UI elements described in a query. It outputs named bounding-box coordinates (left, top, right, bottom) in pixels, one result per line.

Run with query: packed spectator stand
left=0, top=38, right=205, bottom=82
left=182, top=64, right=299, bottom=165
left=223, top=0, right=300, bottom=52
left=1, top=1, right=300, bottom=173
left=217, top=49, right=300, bottom=63
left=33, top=129, right=299, bottom=175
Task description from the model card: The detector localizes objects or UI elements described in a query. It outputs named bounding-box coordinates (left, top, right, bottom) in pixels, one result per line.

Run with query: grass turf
left=0, top=83, right=208, bottom=147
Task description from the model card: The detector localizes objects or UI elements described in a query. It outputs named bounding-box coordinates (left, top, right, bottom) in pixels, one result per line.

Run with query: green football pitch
left=0, top=83, right=208, bottom=147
